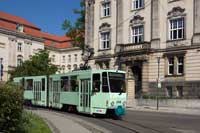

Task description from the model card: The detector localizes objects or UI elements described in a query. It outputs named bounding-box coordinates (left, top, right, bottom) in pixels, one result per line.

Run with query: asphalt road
left=70, top=110, right=200, bottom=133
left=29, top=107, right=200, bottom=133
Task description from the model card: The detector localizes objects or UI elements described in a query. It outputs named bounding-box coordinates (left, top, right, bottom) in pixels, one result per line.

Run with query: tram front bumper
left=114, top=106, right=126, bottom=116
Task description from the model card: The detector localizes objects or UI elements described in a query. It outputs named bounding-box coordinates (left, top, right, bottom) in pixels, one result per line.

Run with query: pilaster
left=193, top=0, right=200, bottom=45
left=151, top=0, right=160, bottom=49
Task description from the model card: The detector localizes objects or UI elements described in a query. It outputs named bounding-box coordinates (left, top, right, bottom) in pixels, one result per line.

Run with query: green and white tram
left=14, top=69, right=127, bottom=117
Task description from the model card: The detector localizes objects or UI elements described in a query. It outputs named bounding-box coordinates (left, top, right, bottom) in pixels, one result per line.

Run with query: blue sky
left=0, top=0, right=81, bottom=35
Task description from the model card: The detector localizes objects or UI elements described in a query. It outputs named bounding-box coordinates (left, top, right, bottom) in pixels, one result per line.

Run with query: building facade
left=0, top=11, right=83, bottom=81
left=85, top=0, right=200, bottom=105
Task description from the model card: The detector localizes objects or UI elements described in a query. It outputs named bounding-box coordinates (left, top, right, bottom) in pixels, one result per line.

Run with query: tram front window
left=109, top=72, right=125, bottom=93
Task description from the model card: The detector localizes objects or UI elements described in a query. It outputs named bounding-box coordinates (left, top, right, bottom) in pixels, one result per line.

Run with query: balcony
left=115, top=42, right=151, bottom=55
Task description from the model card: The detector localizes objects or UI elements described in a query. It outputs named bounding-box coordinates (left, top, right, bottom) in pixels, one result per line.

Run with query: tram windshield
left=109, top=72, right=126, bottom=93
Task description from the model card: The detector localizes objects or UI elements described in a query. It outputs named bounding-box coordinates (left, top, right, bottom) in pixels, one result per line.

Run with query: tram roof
left=13, top=69, right=125, bottom=79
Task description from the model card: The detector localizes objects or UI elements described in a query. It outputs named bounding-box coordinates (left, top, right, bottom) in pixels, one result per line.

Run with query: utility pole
left=157, top=57, right=160, bottom=110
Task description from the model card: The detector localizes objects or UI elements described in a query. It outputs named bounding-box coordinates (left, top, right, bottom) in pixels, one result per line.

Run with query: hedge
left=0, top=83, right=23, bottom=133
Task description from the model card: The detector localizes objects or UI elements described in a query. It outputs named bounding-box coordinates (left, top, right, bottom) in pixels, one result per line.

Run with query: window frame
left=169, top=17, right=185, bottom=41
left=17, top=42, right=22, bottom=52
left=131, top=25, right=144, bottom=44
left=100, top=31, right=110, bottom=50
left=132, top=0, right=144, bottom=10
left=168, top=57, right=174, bottom=75
left=177, top=56, right=184, bottom=75
left=101, top=1, right=111, bottom=18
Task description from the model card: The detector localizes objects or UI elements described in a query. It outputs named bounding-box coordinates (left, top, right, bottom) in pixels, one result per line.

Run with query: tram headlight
left=111, top=101, right=114, bottom=107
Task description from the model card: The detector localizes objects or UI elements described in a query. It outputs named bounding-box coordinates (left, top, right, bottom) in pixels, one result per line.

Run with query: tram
left=14, top=69, right=127, bottom=117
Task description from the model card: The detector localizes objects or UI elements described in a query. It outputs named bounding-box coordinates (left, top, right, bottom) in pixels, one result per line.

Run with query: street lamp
left=157, top=57, right=161, bottom=110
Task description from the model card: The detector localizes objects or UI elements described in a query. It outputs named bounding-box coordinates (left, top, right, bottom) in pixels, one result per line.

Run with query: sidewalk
left=127, top=105, right=200, bottom=116
left=30, top=109, right=110, bottom=133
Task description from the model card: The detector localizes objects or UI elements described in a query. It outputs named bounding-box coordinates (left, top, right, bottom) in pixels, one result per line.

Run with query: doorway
left=132, top=62, right=142, bottom=98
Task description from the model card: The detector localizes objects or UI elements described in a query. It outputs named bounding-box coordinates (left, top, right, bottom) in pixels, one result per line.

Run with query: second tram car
left=14, top=69, right=127, bottom=117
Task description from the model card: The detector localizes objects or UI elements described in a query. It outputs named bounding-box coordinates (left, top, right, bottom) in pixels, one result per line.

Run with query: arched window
left=62, top=65, right=65, bottom=73
left=73, top=64, right=78, bottom=70
left=17, top=55, right=23, bottom=66
left=67, top=65, right=71, bottom=71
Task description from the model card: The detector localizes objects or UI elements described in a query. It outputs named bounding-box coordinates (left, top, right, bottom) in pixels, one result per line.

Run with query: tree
left=9, top=49, right=58, bottom=80
left=62, top=1, right=85, bottom=50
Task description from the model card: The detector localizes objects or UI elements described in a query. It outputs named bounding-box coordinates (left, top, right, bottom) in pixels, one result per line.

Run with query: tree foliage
left=62, top=1, right=85, bottom=50
left=0, top=83, right=23, bottom=133
left=9, top=49, right=58, bottom=80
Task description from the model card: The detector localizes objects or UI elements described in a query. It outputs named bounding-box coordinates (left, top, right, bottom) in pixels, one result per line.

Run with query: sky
left=0, top=0, right=82, bottom=35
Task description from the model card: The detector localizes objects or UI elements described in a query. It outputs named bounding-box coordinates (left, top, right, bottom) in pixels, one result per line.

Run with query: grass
left=18, top=111, right=52, bottom=133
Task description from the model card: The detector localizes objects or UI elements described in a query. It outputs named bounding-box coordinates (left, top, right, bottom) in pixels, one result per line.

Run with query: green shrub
left=0, top=83, right=23, bottom=133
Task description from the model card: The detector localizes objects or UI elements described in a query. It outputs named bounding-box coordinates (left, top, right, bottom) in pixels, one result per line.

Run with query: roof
left=0, top=11, right=39, bottom=30
left=0, top=11, right=72, bottom=49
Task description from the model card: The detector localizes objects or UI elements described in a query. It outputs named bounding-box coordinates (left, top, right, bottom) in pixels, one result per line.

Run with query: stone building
left=85, top=0, right=200, bottom=105
left=0, top=11, right=83, bottom=81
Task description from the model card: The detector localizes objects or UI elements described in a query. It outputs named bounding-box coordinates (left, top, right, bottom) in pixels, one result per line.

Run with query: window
left=52, top=55, right=55, bottom=62
left=74, top=54, right=77, bottom=62
left=61, top=76, right=70, bottom=91
left=109, top=72, right=126, bottom=93
left=73, top=64, right=78, bottom=70
left=168, top=57, right=174, bottom=75
left=26, top=79, right=33, bottom=90
left=169, top=18, right=184, bottom=40
left=17, top=42, right=22, bottom=52
left=177, top=56, right=184, bottom=75
left=16, top=24, right=24, bottom=32
left=70, top=76, right=78, bottom=92
left=100, top=32, right=110, bottom=50
left=42, top=78, right=45, bottom=91
left=132, top=0, right=144, bottom=10
left=102, top=2, right=110, bottom=17
left=167, top=56, right=184, bottom=76
left=102, top=72, right=109, bottom=92
left=62, top=56, right=65, bottom=63
left=93, top=74, right=101, bottom=92
left=62, top=65, right=65, bottom=73
left=131, top=25, right=144, bottom=43
left=166, top=86, right=173, bottom=98
left=67, top=65, right=71, bottom=71
left=176, top=86, right=183, bottom=98
left=17, top=55, right=23, bottom=66
left=68, top=55, right=71, bottom=63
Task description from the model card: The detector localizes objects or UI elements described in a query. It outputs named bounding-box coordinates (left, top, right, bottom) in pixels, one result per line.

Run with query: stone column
left=151, top=0, right=160, bottom=49
left=193, top=0, right=200, bottom=45
left=126, top=66, right=136, bottom=107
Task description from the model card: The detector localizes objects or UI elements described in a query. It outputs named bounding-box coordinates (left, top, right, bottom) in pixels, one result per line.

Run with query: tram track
left=26, top=107, right=163, bottom=133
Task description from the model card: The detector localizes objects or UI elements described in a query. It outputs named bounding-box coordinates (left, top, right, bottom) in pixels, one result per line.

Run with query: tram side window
left=102, top=72, right=109, bottom=92
left=19, top=78, right=25, bottom=88
left=92, top=74, right=101, bottom=92
left=26, top=79, right=33, bottom=90
left=61, top=76, right=70, bottom=91
left=70, top=76, right=78, bottom=92
left=42, top=78, right=45, bottom=91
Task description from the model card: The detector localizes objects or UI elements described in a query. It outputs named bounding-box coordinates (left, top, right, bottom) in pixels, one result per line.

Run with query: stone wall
left=136, top=99, right=200, bottom=109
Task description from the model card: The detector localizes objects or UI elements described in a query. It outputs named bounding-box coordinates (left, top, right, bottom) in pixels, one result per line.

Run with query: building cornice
left=0, top=28, right=44, bottom=42
left=45, top=45, right=82, bottom=52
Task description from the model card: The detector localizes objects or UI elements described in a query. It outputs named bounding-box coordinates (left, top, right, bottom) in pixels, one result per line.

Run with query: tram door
left=49, top=76, right=61, bottom=109
left=33, top=78, right=42, bottom=105
left=79, top=79, right=91, bottom=113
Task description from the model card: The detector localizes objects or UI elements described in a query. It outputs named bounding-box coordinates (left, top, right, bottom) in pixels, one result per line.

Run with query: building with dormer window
left=0, top=11, right=83, bottom=81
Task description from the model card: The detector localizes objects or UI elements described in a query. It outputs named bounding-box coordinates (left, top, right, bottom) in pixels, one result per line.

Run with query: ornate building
left=0, top=11, right=83, bottom=81
left=85, top=0, right=200, bottom=105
